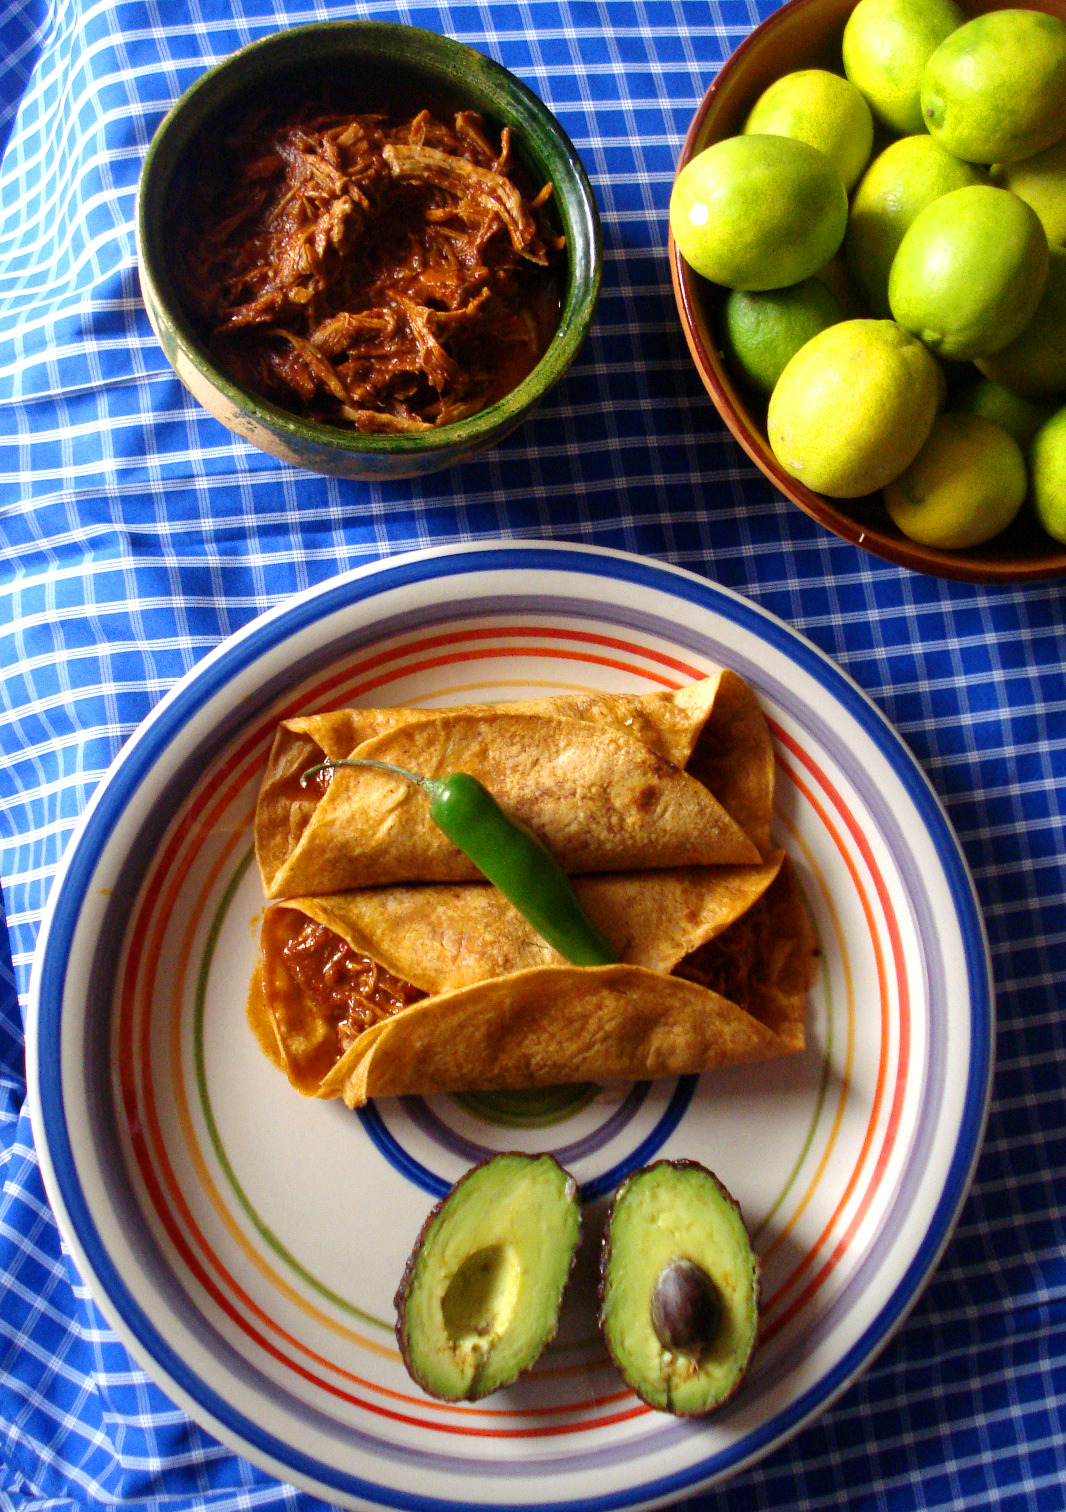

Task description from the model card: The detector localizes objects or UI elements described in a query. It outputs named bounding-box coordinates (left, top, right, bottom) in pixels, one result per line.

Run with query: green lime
left=845, top=135, right=984, bottom=317
left=767, top=318, right=942, bottom=497
left=888, top=184, right=1049, bottom=360
left=670, top=135, right=848, bottom=290
left=921, top=10, right=1066, bottom=164
left=722, top=279, right=843, bottom=396
left=998, top=135, right=1066, bottom=250
left=952, top=378, right=1054, bottom=450
left=1030, top=404, right=1066, bottom=543
left=743, top=68, right=874, bottom=191
left=884, top=412, right=1027, bottom=548
left=842, top=0, right=965, bottom=136
left=976, top=247, right=1066, bottom=400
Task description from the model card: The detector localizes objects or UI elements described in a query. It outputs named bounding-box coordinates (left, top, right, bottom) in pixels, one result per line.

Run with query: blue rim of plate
left=29, top=542, right=994, bottom=1510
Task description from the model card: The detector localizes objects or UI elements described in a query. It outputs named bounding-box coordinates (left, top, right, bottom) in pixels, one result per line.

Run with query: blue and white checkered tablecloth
left=1, top=0, right=1064, bottom=1507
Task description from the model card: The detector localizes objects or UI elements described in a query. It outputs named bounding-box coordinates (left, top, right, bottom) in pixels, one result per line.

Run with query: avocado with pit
left=597, top=1160, right=759, bottom=1416
left=395, top=1152, right=581, bottom=1401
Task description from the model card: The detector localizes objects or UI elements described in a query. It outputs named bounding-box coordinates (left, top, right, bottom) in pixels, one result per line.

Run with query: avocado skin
left=597, top=1159, right=760, bottom=1416
left=395, top=1152, right=581, bottom=1402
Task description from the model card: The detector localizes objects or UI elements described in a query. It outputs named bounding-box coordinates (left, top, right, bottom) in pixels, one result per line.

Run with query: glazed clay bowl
left=669, top=0, right=1066, bottom=583
left=137, top=22, right=601, bottom=480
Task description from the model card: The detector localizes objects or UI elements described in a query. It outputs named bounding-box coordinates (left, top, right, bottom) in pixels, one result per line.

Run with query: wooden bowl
left=669, top=0, right=1066, bottom=582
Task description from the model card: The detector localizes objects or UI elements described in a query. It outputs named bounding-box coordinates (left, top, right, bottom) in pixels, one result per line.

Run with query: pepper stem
left=300, top=757, right=444, bottom=800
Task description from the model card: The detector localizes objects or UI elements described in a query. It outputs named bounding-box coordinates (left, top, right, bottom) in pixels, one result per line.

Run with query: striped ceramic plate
left=27, top=542, right=993, bottom=1510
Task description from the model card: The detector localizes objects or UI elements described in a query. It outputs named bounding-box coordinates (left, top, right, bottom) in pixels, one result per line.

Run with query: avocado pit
left=650, top=1257, right=722, bottom=1360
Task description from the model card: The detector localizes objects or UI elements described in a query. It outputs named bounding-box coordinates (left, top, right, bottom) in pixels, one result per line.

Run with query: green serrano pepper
left=300, top=757, right=617, bottom=966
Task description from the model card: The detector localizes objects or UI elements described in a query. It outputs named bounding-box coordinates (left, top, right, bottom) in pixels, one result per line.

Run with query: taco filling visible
left=255, top=876, right=800, bottom=1098
left=258, top=905, right=426, bottom=1092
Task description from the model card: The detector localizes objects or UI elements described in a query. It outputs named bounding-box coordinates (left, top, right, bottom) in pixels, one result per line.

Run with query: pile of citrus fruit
left=669, top=0, right=1066, bottom=550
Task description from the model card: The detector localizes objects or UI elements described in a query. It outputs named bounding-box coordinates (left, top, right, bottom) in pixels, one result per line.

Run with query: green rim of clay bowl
left=669, top=0, right=1066, bottom=583
left=136, top=22, right=602, bottom=478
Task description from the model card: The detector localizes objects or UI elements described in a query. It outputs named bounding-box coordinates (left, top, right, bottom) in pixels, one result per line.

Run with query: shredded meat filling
left=277, top=917, right=425, bottom=1049
left=674, top=903, right=767, bottom=1012
left=172, top=103, right=564, bottom=430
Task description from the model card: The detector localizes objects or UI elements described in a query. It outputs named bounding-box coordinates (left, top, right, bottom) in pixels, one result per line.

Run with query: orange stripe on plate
left=760, top=724, right=910, bottom=1342
left=119, top=632, right=677, bottom=1431
left=757, top=809, right=854, bottom=1271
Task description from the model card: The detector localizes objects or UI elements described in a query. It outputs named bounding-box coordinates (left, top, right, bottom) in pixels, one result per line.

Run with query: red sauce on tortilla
left=261, top=909, right=425, bottom=1092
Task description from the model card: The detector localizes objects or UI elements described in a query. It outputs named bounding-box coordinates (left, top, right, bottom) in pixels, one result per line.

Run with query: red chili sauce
left=261, top=906, right=426, bottom=1093
left=171, top=96, right=565, bottom=432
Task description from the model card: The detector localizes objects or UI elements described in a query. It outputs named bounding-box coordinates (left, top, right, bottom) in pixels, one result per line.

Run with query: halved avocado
left=395, top=1152, right=581, bottom=1401
left=597, top=1159, right=759, bottom=1416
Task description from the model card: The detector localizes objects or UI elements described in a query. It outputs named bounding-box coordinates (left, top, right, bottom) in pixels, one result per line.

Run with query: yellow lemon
left=997, top=135, right=1066, bottom=250
left=670, top=134, right=848, bottom=290
left=842, top=0, right=965, bottom=136
left=845, top=135, right=984, bottom=317
left=976, top=247, right=1066, bottom=399
left=921, top=10, right=1066, bottom=164
left=1030, top=405, right=1066, bottom=544
left=884, top=412, right=1027, bottom=548
left=743, top=68, right=874, bottom=191
left=888, top=185, right=1048, bottom=360
left=767, top=318, right=941, bottom=497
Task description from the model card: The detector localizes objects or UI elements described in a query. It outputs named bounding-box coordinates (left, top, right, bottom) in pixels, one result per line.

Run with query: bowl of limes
left=670, top=0, right=1066, bottom=582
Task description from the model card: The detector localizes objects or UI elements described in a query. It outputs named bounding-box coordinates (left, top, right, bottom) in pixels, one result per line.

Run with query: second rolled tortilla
left=248, top=854, right=816, bottom=1106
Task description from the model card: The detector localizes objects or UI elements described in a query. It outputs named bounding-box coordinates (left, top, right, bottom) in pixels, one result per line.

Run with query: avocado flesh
left=396, top=1153, right=581, bottom=1401
left=599, top=1161, right=759, bottom=1416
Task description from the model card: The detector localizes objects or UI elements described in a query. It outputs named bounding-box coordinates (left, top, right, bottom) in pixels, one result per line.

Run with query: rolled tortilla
left=247, top=854, right=816, bottom=1105
left=254, top=672, right=775, bottom=899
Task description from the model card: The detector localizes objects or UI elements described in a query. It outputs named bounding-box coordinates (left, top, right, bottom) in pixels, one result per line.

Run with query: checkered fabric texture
left=1, top=0, right=1065, bottom=1508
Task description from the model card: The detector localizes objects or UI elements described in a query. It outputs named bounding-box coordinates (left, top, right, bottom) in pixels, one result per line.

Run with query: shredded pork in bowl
left=173, top=102, right=566, bottom=434
left=137, top=23, right=601, bottom=477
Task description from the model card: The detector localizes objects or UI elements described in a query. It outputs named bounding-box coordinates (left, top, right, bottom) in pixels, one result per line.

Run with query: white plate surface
left=28, top=542, right=993, bottom=1510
